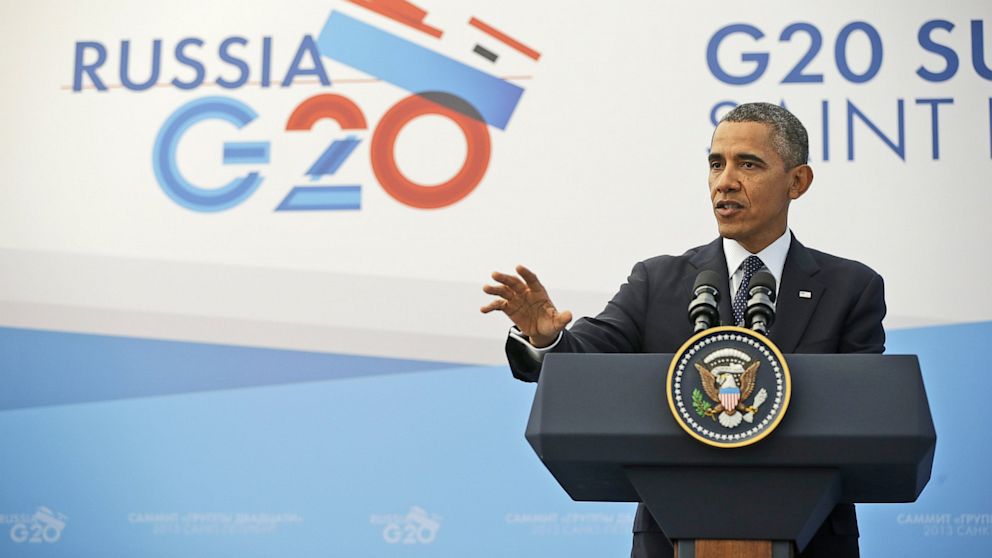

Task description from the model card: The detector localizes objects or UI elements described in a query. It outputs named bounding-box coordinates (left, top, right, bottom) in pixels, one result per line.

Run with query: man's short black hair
left=721, top=102, right=809, bottom=168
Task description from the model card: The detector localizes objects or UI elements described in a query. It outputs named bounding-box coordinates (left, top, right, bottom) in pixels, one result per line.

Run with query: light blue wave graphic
left=0, top=322, right=989, bottom=556
left=0, top=327, right=462, bottom=411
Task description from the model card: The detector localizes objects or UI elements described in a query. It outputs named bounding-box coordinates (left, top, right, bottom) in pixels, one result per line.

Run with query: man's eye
left=742, top=162, right=755, bottom=169
left=710, top=162, right=722, bottom=169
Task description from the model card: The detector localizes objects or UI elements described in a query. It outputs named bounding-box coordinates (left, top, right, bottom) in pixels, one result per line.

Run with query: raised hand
left=480, top=265, right=573, bottom=348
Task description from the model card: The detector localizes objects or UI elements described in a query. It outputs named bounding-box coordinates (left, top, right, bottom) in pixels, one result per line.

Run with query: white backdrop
left=0, top=0, right=989, bottom=364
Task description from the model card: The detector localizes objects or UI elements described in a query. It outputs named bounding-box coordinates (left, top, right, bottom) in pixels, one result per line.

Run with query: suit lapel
left=685, top=238, right=734, bottom=327
left=769, top=236, right=824, bottom=353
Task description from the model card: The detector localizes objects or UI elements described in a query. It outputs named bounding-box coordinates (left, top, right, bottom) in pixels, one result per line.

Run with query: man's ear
left=789, top=165, right=813, bottom=200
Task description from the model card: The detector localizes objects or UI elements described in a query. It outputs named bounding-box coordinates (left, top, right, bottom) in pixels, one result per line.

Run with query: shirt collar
left=722, top=229, right=792, bottom=291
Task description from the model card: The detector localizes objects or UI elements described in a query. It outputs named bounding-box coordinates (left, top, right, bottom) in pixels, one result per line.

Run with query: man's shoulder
left=799, top=244, right=883, bottom=287
left=638, top=240, right=719, bottom=271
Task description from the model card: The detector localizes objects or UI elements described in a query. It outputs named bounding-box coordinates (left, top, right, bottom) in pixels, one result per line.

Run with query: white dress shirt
left=509, top=230, right=793, bottom=360
left=724, top=228, right=791, bottom=301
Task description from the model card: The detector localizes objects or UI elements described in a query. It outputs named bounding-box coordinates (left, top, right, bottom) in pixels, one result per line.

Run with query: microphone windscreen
left=748, top=270, right=776, bottom=292
left=693, top=270, right=722, bottom=292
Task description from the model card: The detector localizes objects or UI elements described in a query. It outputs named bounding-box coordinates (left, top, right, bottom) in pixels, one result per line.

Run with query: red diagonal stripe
left=469, top=16, right=541, bottom=61
left=346, top=0, right=443, bottom=39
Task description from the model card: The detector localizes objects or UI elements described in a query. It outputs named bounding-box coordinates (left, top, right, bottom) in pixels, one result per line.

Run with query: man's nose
left=715, top=167, right=742, bottom=193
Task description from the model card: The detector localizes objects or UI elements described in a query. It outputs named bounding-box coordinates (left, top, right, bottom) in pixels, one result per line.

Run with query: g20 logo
left=152, top=91, right=491, bottom=212
left=151, top=7, right=540, bottom=213
left=376, top=506, right=440, bottom=545
left=9, top=507, right=67, bottom=544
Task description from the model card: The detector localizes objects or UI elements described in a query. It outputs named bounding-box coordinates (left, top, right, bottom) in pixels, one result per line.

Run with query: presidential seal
left=666, top=326, right=791, bottom=448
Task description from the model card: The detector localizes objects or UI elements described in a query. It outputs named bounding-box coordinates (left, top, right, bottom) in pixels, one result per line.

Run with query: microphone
left=688, top=270, right=722, bottom=333
left=745, top=270, right=777, bottom=335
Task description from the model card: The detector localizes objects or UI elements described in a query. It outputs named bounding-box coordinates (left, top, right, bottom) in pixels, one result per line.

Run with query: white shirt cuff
left=508, top=327, right=563, bottom=362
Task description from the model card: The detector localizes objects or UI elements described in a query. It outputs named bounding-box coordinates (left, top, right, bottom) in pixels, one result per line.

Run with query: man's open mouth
left=715, top=200, right=744, bottom=216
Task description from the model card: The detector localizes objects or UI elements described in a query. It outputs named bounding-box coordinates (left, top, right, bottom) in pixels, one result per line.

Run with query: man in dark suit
left=481, top=102, right=885, bottom=558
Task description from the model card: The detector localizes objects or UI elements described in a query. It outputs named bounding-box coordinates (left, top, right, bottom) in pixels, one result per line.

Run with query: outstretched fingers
left=490, top=270, right=528, bottom=294
left=515, top=264, right=547, bottom=294
left=480, top=298, right=506, bottom=314
left=482, top=283, right=513, bottom=299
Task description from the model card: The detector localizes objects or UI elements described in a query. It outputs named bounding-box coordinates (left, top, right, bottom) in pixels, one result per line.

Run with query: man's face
left=707, top=121, right=810, bottom=253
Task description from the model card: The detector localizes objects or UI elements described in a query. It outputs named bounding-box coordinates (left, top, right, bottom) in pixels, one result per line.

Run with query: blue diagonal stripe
left=276, top=185, right=361, bottom=211
left=317, top=11, right=523, bottom=130
left=306, top=136, right=361, bottom=180
left=0, top=327, right=463, bottom=411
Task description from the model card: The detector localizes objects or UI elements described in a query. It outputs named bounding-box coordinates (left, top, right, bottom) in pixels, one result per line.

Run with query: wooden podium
left=525, top=353, right=936, bottom=556
left=676, top=539, right=789, bottom=558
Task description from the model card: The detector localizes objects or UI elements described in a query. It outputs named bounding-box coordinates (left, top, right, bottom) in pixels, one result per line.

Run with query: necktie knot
left=733, top=256, right=765, bottom=327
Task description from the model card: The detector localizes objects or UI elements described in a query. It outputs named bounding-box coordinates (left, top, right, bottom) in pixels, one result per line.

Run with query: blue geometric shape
left=317, top=10, right=524, bottom=130
left=223, top=141, right=271, bottom=164
left=276, top=185, right=361, bottom=211
left=858, top=320, right=992, bottom=557
left=2, top=321, right=991, bottom=558
left=306, top=136, right=361, bottom=180
left=0, top=327, right=462, bottom=411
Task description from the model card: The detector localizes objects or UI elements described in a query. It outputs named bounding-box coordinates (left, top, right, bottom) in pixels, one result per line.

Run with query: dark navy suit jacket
left=505, top=235, right=886, bottom=558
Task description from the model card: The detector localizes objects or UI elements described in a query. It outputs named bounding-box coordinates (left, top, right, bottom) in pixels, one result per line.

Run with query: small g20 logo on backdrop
left=9, top=507, right=68, bottom=544
left=373, top=506, right=441, bottom=545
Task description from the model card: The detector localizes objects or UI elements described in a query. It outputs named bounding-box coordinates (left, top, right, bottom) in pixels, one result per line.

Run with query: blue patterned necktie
left=732, top=255, right=765, bottom=327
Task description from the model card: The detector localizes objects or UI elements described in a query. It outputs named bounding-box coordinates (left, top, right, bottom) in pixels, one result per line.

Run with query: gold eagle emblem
left=694, top=360, right=761, bottom=419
